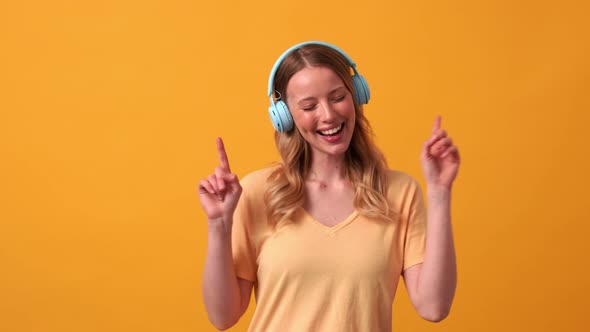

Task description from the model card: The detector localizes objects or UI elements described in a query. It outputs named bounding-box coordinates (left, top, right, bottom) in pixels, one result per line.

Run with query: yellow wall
left=1, top=0, right=588, bottom=331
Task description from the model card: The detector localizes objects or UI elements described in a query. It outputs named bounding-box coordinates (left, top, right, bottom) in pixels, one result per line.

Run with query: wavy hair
left=264, top=44, right=393, bottom=226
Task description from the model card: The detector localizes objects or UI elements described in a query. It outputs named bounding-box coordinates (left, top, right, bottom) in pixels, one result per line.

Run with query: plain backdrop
left=1, top=0, right=589, bottom=331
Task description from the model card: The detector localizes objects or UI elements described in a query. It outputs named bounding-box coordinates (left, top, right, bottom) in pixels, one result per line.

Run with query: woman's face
left=285, top=66, right=356, bottom=160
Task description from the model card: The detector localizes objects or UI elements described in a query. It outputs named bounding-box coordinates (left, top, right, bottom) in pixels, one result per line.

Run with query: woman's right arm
left=202, top=220, right=253, bottom=330
left=199, top=138, right=253, bottom=330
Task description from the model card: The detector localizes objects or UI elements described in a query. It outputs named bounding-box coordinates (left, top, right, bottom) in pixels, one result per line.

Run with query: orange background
left=1, top=0, right=589, bottom=331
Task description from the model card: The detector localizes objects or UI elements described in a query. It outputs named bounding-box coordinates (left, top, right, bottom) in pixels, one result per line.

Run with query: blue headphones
left=267, top=41, right=371, bottom=132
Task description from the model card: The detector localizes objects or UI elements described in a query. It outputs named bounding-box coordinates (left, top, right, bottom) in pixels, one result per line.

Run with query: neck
left=307, top=153, right=347, bottom=184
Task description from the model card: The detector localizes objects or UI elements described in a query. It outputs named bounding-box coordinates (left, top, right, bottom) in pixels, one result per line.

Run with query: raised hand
left=420, top=116, right=461, bottom=190
left=198, top=137, right=242, bottom=225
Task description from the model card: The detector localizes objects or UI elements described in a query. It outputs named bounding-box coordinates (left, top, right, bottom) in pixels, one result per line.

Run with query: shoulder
left=384, top=169, right=421, bottom=190
left=383, top=169, right=424, bottom=202
left=240, top=165, right=278, bottom=188
left=383, top=169, right=426, bottom=222
left=239, top=165, right=280, bottom=200
left=234, top=166, right=278, bottom=233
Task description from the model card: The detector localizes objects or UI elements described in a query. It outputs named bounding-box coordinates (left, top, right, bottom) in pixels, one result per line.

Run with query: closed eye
left=332, top=95, right=345, bottom=102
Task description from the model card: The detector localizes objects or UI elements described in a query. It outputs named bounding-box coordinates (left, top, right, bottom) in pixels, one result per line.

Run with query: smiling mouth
left=317, top=123, right=344, bottom=136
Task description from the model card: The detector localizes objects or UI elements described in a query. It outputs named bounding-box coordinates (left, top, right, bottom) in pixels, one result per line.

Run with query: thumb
left=222, top=173, right=241, bottom=191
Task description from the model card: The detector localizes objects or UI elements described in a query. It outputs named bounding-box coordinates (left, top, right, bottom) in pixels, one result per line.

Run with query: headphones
left=267, top=41, right=371, bottom=132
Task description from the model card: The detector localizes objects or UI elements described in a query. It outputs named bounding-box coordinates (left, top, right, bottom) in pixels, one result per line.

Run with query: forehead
left=286, top=66, right=345, bottom=99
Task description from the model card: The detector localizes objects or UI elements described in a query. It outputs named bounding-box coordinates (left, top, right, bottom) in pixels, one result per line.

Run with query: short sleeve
left=231, top=182, right=258, bottom=282
left=403, top=180, right=427, bottom=271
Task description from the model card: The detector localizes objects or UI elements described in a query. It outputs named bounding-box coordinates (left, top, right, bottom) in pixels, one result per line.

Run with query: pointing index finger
left=432, top=115, right=442, bottom=134
left=216, top=137, right=231, bottom=172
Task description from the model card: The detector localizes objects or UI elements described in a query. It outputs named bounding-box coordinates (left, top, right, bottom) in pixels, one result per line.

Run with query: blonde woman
left=199, top=41, right=460, bottom=331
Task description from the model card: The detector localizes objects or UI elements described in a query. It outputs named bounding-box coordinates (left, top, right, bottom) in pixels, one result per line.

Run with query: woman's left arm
left=403, top=115, right=460, bottom=322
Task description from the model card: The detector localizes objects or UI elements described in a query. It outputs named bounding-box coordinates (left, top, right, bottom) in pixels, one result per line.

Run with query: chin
left=322, top=141, right=352, bottom=157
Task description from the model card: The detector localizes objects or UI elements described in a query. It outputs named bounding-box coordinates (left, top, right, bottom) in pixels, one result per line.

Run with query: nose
left=318, top=101, right=337, bottom=122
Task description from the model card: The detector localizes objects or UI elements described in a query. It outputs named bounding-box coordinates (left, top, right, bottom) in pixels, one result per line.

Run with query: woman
left=199, top=41, right=460, bottom=331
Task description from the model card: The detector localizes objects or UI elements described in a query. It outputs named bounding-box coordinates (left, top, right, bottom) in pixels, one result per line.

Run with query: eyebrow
left=296, top=86, right=346, bottom=105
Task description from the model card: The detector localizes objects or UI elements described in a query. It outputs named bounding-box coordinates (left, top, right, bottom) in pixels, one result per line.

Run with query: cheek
left=340, top=101, right=356, bottom=120
left=292, top=112, right=315, bottom=132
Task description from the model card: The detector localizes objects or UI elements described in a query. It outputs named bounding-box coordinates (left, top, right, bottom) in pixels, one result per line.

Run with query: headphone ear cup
left=352, top=74, right=370, bottom=105
left=268, top=100, right=294, bottom=132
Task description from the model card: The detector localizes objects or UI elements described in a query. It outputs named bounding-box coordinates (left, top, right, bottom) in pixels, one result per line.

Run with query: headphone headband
left=267, top=41, right=359, bottom=97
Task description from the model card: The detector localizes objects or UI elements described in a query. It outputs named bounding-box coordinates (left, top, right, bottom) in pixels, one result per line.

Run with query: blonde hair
left=264, top=44, right=392, bottom=225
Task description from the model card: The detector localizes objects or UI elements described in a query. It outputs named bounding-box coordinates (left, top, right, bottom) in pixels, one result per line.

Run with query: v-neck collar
left=300, top=208, right=359, bottom=235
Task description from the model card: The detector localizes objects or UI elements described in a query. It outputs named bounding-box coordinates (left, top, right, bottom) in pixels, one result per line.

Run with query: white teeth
left=319, top=124, right=343, bottom=135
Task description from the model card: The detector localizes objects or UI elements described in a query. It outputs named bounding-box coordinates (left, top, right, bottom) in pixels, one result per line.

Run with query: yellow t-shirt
left=232, top=167, right=427, bottom=332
